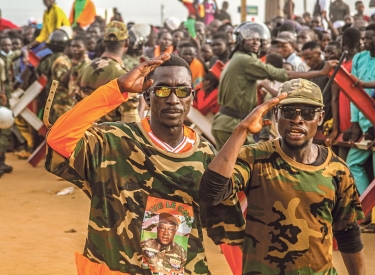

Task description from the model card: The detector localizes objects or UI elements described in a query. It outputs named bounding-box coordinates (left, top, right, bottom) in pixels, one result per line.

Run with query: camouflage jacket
left=45, top=120, right=237, bottom=274
left=219, top=139, right=364, bottom=275
left=68, top=54, right=91, bottom=99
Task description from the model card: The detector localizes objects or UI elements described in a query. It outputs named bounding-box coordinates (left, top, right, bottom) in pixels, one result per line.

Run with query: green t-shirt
left=230, top=139, right=364, bottom=274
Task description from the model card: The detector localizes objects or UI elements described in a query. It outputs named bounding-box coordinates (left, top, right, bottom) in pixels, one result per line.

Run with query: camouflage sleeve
left=231, top=146, right=254, bottom=194
left=331, top=159, right=365, bottom=232
left=9, top=50, right=22, bottom=62
left=52, top=58, right=70, bottom=82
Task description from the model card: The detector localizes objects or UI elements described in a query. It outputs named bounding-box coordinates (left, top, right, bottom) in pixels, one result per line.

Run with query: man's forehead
left=153, top=66, right=192, bottom=83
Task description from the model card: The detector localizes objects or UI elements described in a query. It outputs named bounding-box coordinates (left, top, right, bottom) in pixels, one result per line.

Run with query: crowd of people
left=1, top=0, right=375, bottom=274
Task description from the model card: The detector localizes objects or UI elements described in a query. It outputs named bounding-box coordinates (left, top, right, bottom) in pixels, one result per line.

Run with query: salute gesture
left=118, top=53, right=171, bottom=93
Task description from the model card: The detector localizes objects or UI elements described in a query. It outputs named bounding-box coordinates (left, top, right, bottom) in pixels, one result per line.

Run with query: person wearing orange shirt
left=69, top=0, right=96, bottom=28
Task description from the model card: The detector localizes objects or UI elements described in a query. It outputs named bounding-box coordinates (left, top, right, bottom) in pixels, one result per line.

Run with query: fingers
left=262, top=119, right=272, bottom=127
left=324, top=138, right=332, bottom=147
left=258, top=92, right=287, bottom=115
left=142, top=79, right=154, bottom=91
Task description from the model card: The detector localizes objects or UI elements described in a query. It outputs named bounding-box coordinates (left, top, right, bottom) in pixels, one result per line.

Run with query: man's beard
left=283, top=138, right=309, bottom=151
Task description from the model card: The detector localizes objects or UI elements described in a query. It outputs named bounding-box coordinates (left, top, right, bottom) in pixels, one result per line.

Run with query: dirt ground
left=1, top=153, right=374, bottom=275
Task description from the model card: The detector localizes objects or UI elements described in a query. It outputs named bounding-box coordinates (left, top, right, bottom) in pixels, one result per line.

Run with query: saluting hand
left=117, top=53, right=171, bottom=94
left=237, top=93, right=288, bottom=135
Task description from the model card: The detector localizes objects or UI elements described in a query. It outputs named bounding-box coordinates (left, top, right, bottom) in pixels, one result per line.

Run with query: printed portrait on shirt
left=140, top=197, right=193, bottom=275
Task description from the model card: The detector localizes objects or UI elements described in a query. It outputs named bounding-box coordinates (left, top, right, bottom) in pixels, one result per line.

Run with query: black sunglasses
left=151, top=86, right=194, bottom=98
left=278, top=106, right=322, bottom=121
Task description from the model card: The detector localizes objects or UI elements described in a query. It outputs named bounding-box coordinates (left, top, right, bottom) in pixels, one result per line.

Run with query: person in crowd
left=200, top=78, right=366, bottom=275
left=211, top=21, right=337, bottom=150
left=203, top=0, right=216, bottom=26
left=325, top=28, right=361, bottom=161
left=87, top=23, right=102, bottom=40
left=200, top=43, right=213, bottom=67
left=320, top=30, right=332, bottom=52
left=297, top=28, right=316, bottom=45
left=179, top=42, right=206, bottom=90
left=193, top=60, right=223, bottom=116
left=353, top=1, right=370, bottom=22
left=273, top=31, right=307, bottom=72
left=171, top=29, right=185, bottom=53
left=214, top=1, right=231, bottom=23
left=145, top=31, right=173, bottom=59
left=217, top=23, right=234, bottom=50
left=45, top=53, right=242, bottom=275
left=311, top=15, right=323, bottom=30
left=69, top=0, right=96, bottom=28
left=207, top=19, right=222, bottom=40
left=209, top=31, right=230, bottom=68
left=28, top=0, right=70, bottom=49
left=330, top=0, right=350, bottom=23
left=195, top=21, right=206, bottom=46
left=86, top=35, right=97, bottom=60
left=343, top=24, right=375, bottom=197
left=110, top=7, right=123, bottom=22
left=301, top=41, right=333, bottom=127
left=76, top=21, right=141, bottom=124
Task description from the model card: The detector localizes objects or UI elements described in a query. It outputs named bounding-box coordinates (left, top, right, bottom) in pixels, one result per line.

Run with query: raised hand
left=237, top=92, right=288, bottom=135
left=117, top=53, right=171, bottom=94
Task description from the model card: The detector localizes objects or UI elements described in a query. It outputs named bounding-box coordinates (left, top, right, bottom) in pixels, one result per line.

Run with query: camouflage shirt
left=76, top=52, right=138, bottom=122
left=224, top=139, right=364, bottom=275
left=50, top=54, right=72, bottom=124
left=68, top=54, right=91, bottom=101
left=45, top=80, right=246, bottom=274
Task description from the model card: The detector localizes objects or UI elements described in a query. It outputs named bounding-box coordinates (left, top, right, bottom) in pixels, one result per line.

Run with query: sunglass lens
left=301, top=108, right=316, bottom=120
left=175, top=87, right=190, bottom=97
left=281, top=107, right=296, bottom=119
left=155, top=87, right=171, bottom=97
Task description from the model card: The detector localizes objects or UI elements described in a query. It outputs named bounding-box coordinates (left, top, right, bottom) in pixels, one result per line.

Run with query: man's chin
left=283, top=139, right=309, bottom=151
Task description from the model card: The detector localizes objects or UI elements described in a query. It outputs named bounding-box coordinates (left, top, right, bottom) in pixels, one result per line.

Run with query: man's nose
left=165, top=91, right=180, bottom=104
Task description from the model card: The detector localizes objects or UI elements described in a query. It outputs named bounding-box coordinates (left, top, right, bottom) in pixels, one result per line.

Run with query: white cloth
left=286, top=52, right=308, bottom=72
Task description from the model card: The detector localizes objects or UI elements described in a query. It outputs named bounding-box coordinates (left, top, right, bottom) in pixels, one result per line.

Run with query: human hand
left=117, top=53, right=171, bottom=94
left=366, top=139, right=375, bottom=150
left=352, top=77, right=365, bottom=88
left=237, top=92, right=287, bottom=135
left=343, top=122, right=362, bottom=143
left=0, top=93, right=7, bottom=106
left=321, top=60, right=338, bottom=75
left=324, top=129, right=338, bottom=147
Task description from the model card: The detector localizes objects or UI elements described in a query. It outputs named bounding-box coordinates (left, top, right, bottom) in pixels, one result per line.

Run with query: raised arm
left=47, top=54, right=171, bottom=157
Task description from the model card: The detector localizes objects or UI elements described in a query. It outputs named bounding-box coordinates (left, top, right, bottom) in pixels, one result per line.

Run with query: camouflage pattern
left=141, top=238, right=187, bottom=273
left=0, top=56, right=12, bottom=153
left=123, top=53, right=142, bottom=70
left=68, top=54, right=91, bottom=102
left=104, top=21, right=129, bottom=41
left=278, top=78, right=325, bottom=107
left=36, top=52, right=64, bottom=105
left=209, top=139, right=364, bottom=275
left=76, top=55, right=139, bottom=123
left=0, top=50, right=22, bottom=98
left=50, top=54, right=72, bottom=124
left=45, top=118, right=245, bottom=274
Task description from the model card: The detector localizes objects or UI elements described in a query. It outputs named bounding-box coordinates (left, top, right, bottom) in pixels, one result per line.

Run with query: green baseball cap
left=104, top=21, right=129, bottom=41
left=278, top=79, right=324, bottom=107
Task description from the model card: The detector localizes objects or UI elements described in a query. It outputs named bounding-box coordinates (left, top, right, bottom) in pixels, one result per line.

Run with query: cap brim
left=279, top=97, right=324, bottom=107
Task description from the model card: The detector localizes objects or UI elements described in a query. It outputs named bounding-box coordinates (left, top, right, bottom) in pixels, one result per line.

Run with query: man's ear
left=273, top=106, right=279, bottom=122
left=143, top=90, right=151, bottom=107
left=318, top=110, right=325, bottom=125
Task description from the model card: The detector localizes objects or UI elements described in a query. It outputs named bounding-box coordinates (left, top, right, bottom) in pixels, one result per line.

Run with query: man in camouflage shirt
left=45, top=53, right=245, bottom=275
left=76, top=21, right=139, bottom=123
left=200, top=79, right=366, bottom=275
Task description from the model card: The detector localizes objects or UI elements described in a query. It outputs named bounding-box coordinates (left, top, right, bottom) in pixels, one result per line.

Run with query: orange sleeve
left=46, top=79, right=128, bottom=158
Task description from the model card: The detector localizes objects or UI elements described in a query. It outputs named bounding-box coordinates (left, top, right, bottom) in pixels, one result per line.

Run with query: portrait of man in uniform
left=141, top=212, right=187, bottom=275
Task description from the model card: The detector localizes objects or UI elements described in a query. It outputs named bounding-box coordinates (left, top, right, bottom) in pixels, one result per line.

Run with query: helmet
left=129, top=24, right=151, bottom=50
left=46, top=28, right=70, bottom=50
left=234, top=21, right=271, bottom=45
left=0, top=106, right=14, bottom=129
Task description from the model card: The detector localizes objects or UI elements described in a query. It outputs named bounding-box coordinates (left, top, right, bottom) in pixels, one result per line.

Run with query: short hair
left=146, top=54, right=192, bottom=81
left=302, top=41, right=321, bottom=51
left=0, top=36, right=11, bottom=42
left=179, top=42, right=196, bottom=50
left=212, top=32, right=229, bottom=44
left=355, top=1, right=363, bottom=6
left=313, top=29, right=323, bottom=41
left=157, top=31, right=171, bottom=40
left=365, top=23, right=375, bottom=32
left=328, top=41, right=341, bottom=49
left=72, top=35, right=87, bottom=47
left=266, top=53, right=284, bottom=69
left=279, top=23, right=295, bottom=33
left=342, top=28, right=361, bottom=49
left=105, top=40, right=126, bottom=52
